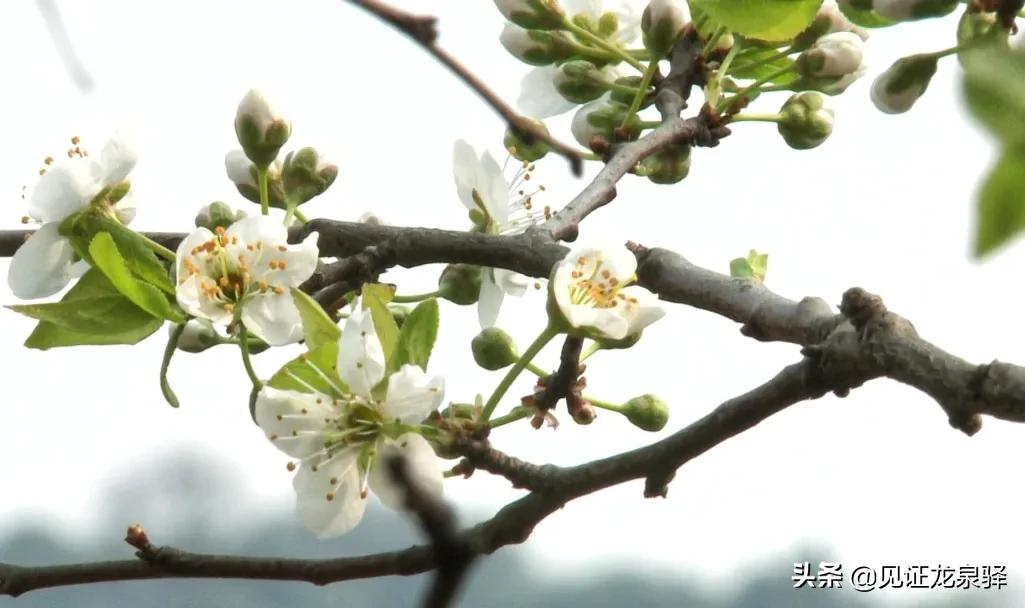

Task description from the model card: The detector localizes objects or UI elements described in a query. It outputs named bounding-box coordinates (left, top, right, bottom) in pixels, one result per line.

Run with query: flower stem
left=586, top=396, right=625, bottom=413
left=283, top=203, right=297, bottom=227
left=480, top=325, right=559, bottom=421
left=730, top=112, right=783, bottom=123
left=160, top=323, right=184, bottom=408
left=293, top=208, right=309, bottom=224
left=564, top=20, right=645, bottom=72
left=392, top=290, right=442, bottom=304
left=257, top=166, right=270, bottom=216
left=620, top=58, right=660, bottom=130
left=139, top=233, right=176, bottom=263
left=701, top=25, right=727, bottom=57
left=718, top=64, right=796, bottom=112
left=729, top=46, right=794, bottom=75
left=579, top=341, right=602, bottom=362
left=238, top=323, right=263, bottom=419
left=488, top=407, right=532, bottom=429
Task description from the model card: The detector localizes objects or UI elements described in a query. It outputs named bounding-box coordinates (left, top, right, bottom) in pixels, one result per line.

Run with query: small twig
left=343, top=0, right=583, bottom=175
left=387, top=456, right=476, bottom=608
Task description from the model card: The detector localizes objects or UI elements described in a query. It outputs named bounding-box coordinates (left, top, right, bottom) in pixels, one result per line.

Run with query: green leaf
left=361, top=283, right=399, bottom=364
left=391, top=298, right=439, bottom=372
left=974, top=146, right=1025, bottom=257
left=729, top=250, right=769, bottom=281
left=963, top=48, right=1025, bottom=147
left=11, top=269, right=164, bottom=349
left=88, top=232, right=185, bottom=323
left=291, top=288, right=341, bottom=351
left=692, top=0, right=823, bottom=41
left=267, top=342, right=347, bottom=397
left=61, top=213, right=174, bottom=294
left=730, top=49, right=798, bottom=85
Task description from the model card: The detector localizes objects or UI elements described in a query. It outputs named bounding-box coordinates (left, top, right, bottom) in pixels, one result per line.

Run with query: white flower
left=550, top=244, right=665, bottom=340
left=799, top=32, right=865, bottom=78
left=255, top=311, right=445, bottom=538
left=8, top=133, right=137, bottom=300
left=174, top=215, right=319, bottom=346
left=453, top=140, right=547, bottom=327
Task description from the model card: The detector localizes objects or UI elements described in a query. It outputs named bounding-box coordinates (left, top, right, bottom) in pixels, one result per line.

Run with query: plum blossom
left=174, top=215, right=318, bottom=346
left=8, top=133, right=137, bottom=299
left=255, top=311, right=445, bottom=538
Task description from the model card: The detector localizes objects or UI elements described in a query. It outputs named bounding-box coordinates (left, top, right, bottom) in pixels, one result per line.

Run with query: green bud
left=505, top=118, right=551, bottom=162
left=495, top=0, right=565, bottom=30
left=194, top=202, right=246, bottom=231
left=282, top=147, right=338, bottom=205
left=570, top=99, right=643, bottom=149
left=556, top=60, right=609, bottom=104
left=225, top=151, right=287, bottom=208
left=623, top=394, right=670, bottom=432
left=389, top=305, right=412, bottom=328
left=438, top=264, right=482, bottom=305
left=500, top=24, right=579, bottom=65
left=777, top=92, right=834, bottom=150
left=642, top=0, right=690, bottom=56
left=471, top=327, right=520, bottom=370
left=640, top=142, right=691, bottom=184
left=234, top=89, right=291, bottom=168
left=174, top=319, right=221, bottom=353
left=610, top=75, right=645, bottom=106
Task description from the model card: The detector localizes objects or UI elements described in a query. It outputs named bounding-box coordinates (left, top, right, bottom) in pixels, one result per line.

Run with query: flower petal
left=368, top=433, right=443, bottom=510
left=7, top=222, right=77, bottom=299
left=241, top=292, right=304, bottom=346
left=493, top=268, right=531, bottom=297
left=618, top=285, right=666, bottom=335
left=98, top=132, right=137, bottom=186
left=477, top=270, right=506, bottom=328
left=382, top=365, right=445, bottom=423
left=28, top=159, right=96, bottom=223
left=293, top=449, right=365, bottom=538
left=254, top=386, right=336, bottom=458
left=479, top=151, right=510, bottom=226
left=518, top=67, right=577, bottom=118
left=453, top=140, right=483, bottom=213
left=224, top=149, right=257, bottom=188
left=338, top=310, right=386, bottom=398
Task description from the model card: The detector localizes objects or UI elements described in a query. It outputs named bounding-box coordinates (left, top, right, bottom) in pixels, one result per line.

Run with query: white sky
left=1, top=0, right=1024, bottom=605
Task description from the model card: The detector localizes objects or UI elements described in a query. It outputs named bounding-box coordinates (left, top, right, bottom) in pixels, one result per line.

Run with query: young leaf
left=291, top=288, right=341, bottom=351
left=963, top=48, right=1025, bottom=147
left=62, top=213, right=174, bottom=294
left=11, top=269, right=163, bottom=349
left=267, top=342, right=348, bottom=398
left=361, top=283, right=399, bottom=364
left=974, top=147, right=1025, bottom=257
left=729, top=250, right=768, bottom=282
left=88, top=232, right=185, bottom=323
left=691, top=0, right=822, bottom=41
left=391, top=298, right=440, bottom=372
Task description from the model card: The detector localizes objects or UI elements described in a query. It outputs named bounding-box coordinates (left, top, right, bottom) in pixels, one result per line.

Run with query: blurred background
left=1, top=1, right=1023, bottom=606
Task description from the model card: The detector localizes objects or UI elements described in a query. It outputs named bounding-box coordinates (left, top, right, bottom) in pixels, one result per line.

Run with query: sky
left=1, top=0, right=1024, bottom=605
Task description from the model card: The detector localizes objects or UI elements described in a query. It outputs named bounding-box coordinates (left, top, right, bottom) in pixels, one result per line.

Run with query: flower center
left=567, top=255, right=637, bottom=309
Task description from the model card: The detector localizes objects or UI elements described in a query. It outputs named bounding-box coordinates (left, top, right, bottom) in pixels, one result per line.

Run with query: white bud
left=500, top=23, right=541, bottom=60
left=798, top=32, right=865, bottom=78
left=870, top=54, right=938, bottom=114
left=493, top=0, right=564, bottom=30
left=571, top=100, right=607, bottom=148
left=234, top=89, right=291, bottom=168
left=225, top=150, right=257, bottom=188
left=642, top=0, right=690, bottom=54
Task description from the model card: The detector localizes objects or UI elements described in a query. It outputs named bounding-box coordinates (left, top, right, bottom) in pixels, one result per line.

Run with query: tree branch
left=343, top=0, right=584, bottom=175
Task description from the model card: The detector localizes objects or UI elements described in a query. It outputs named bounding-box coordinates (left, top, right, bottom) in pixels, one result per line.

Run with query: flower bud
left=282, top=147, right=338, bottom=205
left=499, top=23, right=578, bottom=65
left=174, top=318, right=221, bottom=353
left=471, top=327, right=520, bottom=370
left=554, top=60, right=616, bottom=104
left=792, top=67, right=865, bottom=96
left=792, top=0, right=868, bottom=51
left=871, top=0, right=957, bottom=21
left=642, top=0, right=690, bottom=56
left=438, top=264, right=482, bottom=305
left=795, top=32, right=865, bottom=78
left=358, top=211, right=386, bottom=226
left=505, top=118, right=552, bottom=162
left=194, top=201, right=246, bottom=231
left=234, top=89, right=291, bottom=168
left=609, top=75, right=645, bottom=106
left=225, top=150, right=286, bottom=207
left=494, top=0, right=565, bottom=30
left=640, top=143, right=691, bottom=184
left=870, top=53, right=937, bottom=115
left=623, top=394, right=669, bottom=431
left=570, top=99, right=642, bottom=149
left=389, top=305, right=411, bottom=328
left=777, top=92, right=834, bottom=149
